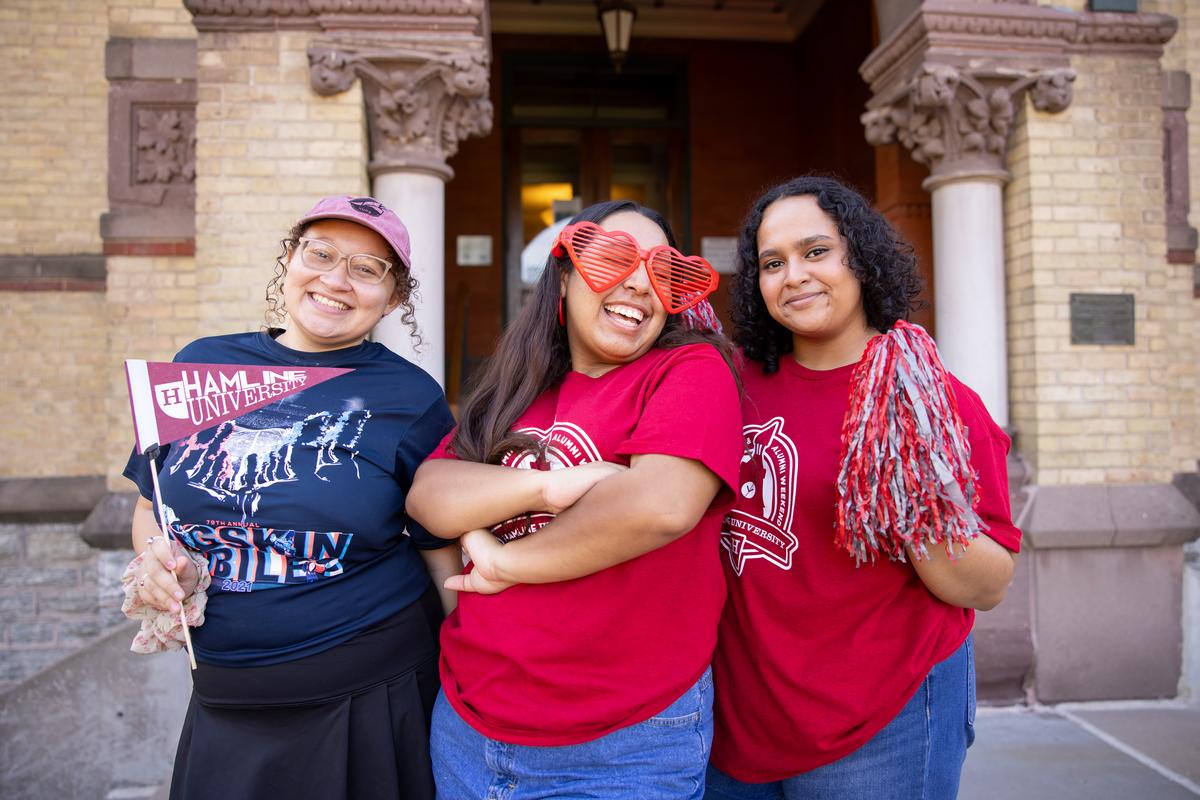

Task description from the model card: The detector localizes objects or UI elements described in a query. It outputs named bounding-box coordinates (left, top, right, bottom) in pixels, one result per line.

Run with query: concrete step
left=0, top=622, right=189, bottom=800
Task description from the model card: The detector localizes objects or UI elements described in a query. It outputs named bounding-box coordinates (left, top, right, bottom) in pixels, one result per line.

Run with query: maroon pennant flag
left=125, top=360, right=353, bottom=454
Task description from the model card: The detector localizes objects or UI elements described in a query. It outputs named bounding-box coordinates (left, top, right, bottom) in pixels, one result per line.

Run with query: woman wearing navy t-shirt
left=407, top=200, right=742, bottom=798
left=705, top=176, right=1021, bottom=800
left=123, top=196, right=457, bottom=800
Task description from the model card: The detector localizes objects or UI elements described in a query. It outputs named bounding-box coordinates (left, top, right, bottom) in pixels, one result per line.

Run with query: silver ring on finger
left=137, top=576, right=147, bottom=588
left=146, top=536, right=158, bottom=546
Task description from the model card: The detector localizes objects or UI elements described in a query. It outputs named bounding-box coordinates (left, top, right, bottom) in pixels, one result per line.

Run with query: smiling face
left=756, top=194, right=873, bottom=364
left=561, top=210, right=670, bottom=377
left=277, top=219, right=402, bottom=353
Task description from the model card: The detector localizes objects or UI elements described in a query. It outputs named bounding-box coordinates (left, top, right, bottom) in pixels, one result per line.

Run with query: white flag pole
left=126, top=360, right=197, bottom=671
left=146, top=449, right=197, bottom=671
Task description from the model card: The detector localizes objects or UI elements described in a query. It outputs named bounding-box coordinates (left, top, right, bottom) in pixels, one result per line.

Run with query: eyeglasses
left=295, top=237, right=394, bottom=285
left=552, top=221, right=719, bottom=314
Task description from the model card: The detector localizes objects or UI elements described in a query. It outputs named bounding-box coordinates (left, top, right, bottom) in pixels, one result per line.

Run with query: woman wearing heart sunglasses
left=406, top=200, right=742, bottom=798
left=703, top=176, right=1021, bottom=800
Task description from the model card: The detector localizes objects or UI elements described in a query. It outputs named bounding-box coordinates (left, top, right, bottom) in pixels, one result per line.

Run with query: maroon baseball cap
left=297, top=195, right=412, bottom=270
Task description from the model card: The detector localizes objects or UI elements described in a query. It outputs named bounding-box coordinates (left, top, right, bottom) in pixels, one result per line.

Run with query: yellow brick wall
left=101, top=0, right=197, bottom=490
left=102, top=29, right=368, bottom=486
left=1006, top=51, right=1197, bottom=486
left=0, top=0, right=199, bottom=482
left=0, top=0, right=108, bottom=254
left=1005, top=111, right=1038, bottom=463
left=1145, top=0, right=1200, bottom=477
left=109, top=0, right=194, bottom=39
left=1149, top=1, right=1187, bottom=71
left=192, top=30, right=368, bottom=337
left=0, top=0, right=110, bottom=479
left=0, top=293, right=107, bottom=478
left=104, top=255, right=198, bottom=490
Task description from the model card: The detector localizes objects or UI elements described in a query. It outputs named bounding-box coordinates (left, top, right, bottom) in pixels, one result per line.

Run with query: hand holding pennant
left=123, top=359, right=353, bottom=669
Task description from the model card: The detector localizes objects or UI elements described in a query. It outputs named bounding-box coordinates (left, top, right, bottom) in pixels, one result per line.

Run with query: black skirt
left=169, top=586, right=443, bottom=800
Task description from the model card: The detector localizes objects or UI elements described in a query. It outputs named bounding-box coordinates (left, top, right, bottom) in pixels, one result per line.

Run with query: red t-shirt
left=431, top=344, right=743, bottom=746
left=710, top=355, right=1021, bottom=781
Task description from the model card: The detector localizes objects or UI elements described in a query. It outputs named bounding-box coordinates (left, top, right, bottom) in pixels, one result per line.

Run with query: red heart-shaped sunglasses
left=550, top=221, right=719, bottom=314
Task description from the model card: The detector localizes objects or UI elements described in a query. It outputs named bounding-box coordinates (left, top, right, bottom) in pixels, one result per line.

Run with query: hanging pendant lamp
left=596, top=0, right=637, bottom=73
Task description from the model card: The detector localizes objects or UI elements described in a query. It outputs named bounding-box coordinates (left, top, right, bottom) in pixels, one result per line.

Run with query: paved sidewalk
left=116, top=700, right=1200, bottom=800
left=961, top=701, right=1200, bottom=799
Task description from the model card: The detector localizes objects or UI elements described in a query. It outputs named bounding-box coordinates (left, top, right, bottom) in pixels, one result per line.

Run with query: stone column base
left=1023, top=482, right=1200, bottom=702
left=79, top=491, right=138, bottom=551
left=0, top=477, right=105, bottom=523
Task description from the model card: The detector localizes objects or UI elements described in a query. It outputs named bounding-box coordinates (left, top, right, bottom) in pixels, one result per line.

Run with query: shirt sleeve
left=615, top=345, right=743, bottom=508
left=121, top=444, right=170, bottom=502
left=424, top=427, right=459, bottom=462
left=951, top=378, right=1022, bottom=553
left=397, top=396, right=458, bottom=550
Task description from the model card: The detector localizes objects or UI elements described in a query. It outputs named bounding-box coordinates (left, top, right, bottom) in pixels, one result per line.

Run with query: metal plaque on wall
left=1069, top=293, right=1135, bottom=345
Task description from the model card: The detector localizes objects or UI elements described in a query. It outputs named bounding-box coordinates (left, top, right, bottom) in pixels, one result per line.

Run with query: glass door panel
left=611, top=140, right=667, bottom=211
left=505, top=128, right=683, bottom=321
left=509, top=129, right=583, bottom=320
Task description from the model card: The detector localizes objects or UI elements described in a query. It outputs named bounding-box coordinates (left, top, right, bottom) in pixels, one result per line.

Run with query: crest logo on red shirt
left=721, top=416, right=800, bottom=575
left=491, top=422, right=602, bottom=544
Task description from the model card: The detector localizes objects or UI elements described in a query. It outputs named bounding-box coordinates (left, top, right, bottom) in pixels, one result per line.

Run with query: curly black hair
left=266, top=221, right=422, bottom=346
left=731, top=175, right=924, bottom=374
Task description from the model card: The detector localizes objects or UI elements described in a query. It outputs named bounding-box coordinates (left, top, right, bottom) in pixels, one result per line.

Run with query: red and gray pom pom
left=834, top=320, right=984, bottom=565
left=680, top=299, right=723, bottom=334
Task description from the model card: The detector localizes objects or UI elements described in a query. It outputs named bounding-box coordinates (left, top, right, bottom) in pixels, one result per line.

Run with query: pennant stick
left=146, top=446, right=197, bottom=672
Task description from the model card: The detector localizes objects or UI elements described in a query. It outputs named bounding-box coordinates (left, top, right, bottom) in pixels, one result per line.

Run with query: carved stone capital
left=863, top=63, right=1074, bottom=189
left=854, top=0, right=1174, bottom=189
left=308, top=42, right=493, bottom=181
left=861, top=2, right=1177, bottom=93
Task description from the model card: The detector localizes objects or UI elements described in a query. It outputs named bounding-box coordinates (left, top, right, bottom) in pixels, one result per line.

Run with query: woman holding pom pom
left=705, top=176, right=1021, bottom=800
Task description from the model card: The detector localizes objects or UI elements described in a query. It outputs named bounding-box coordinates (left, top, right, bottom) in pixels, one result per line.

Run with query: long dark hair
left=732, top=175, right=923, bottom=374
left=452, top=200, right=733, bottom=464
left=266, top=221, right=421, bottom=343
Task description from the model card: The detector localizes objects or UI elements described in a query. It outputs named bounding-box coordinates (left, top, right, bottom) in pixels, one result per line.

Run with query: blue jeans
left=431, top=667, right=713, bottom=799
left=704, top=636, right=976, bottom=800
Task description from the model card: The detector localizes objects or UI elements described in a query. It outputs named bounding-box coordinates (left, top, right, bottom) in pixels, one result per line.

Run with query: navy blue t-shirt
left=123, top=331, right=455, bottom=667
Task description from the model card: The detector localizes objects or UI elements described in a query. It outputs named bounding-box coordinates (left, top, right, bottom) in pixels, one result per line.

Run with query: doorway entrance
left=502, top=55, right=687, bottom=321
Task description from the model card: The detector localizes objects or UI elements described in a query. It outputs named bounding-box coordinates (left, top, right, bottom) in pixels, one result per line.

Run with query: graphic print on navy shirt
left=157, top=392, right=373, bottom=593
left=489, top=423, right=601, bottom=544
left=124, top=332, right=457, bottom=666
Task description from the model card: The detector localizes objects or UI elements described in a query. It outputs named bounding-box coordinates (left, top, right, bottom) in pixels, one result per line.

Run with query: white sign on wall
left=701, top=236, right=739, bottom=274
left=456, top=235, right=493, bottom=267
